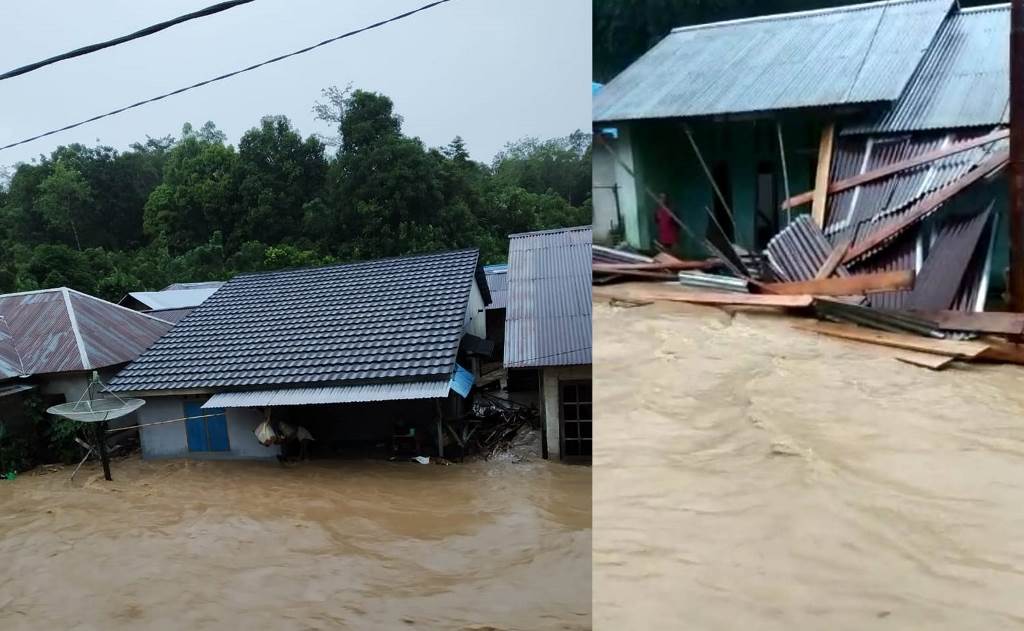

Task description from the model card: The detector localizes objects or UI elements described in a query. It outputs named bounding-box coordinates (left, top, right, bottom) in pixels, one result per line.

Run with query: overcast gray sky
left=0, top=0, right=590, bottom=170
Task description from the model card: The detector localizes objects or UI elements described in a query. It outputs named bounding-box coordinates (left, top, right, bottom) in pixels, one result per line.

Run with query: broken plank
left=814, top=238, right=852, bottom=280
left=977, top=338, right=1024, bottom=364
left=759, top=269, right=914, bottom=296
left=782, top=129, right=1010, bottom=210
left=906, top=310, right=1024, bottom=336
left=811, top=122, right=835, bottom=227
left=794, top=320, right=990, bottom=358
left=892, top=351, right=955, bottom=371
left=593, top=283, right=813, bottom=307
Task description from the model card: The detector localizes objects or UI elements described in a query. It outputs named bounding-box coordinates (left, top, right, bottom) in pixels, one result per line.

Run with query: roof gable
left=108, top=249, right=483, bottom=392
left=504, top=226, right=592, bottom=368
left=593, top=0, right=953, bottom=122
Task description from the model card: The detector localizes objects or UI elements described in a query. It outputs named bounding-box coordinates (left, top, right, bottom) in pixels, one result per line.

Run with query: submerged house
left=594, top=0, right=1011, bottom=304
left=504, top=226, right=592, bottom=461
left=119, top=281, right=224, bottom=323
left=106, top=250, right=490, bottom=460
left=0, top=288, right=173, bottom=430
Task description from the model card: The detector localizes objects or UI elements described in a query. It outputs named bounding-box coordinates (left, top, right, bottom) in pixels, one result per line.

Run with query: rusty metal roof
left=0, top=288, right=173, bottom=379
left=504, top=226, right=592, bottom=368
left=593, top=0, right=952, bottom=123
left=847, top=4, right=1010, bottom=134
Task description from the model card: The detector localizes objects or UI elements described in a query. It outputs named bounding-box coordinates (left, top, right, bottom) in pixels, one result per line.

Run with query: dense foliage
left=593, top=0, right=993, bottom=83
left=0, top=88, right=590, bottom=301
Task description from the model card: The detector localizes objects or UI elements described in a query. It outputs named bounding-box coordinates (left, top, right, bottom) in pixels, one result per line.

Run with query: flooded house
left=504, top=226, right=592, bottom=461
left=0, top=287, right=173, bottom=431
left=118, top=281, right=224, bottom=323
left=106, top=249, right=491, bottom=460
left=594, top=0, right=1011, bottom=307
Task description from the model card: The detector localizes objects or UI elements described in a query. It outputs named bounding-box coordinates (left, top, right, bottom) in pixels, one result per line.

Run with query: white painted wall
left=39, top=367, right=136, bottom=429
left=138, top=395, right=279, bottom=460
left=540, top=365, right=592, bottom=460
left=464, top=279, right=487, bottom=338
left=592, top=140, right=619, bottom=242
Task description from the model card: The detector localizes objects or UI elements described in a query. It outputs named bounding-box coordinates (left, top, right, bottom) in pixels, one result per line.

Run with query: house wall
left=592, top=132, right=622, bottom=243
left=464, top=279, right=486, bottom=339
left=539, top=364, right=592, bottom=461
left=39, top=367, right=137, bottom=429
left=138, top=395, right=279, bottom=460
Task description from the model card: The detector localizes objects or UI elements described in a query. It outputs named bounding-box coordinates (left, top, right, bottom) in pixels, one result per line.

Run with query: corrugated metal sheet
left=0, top=383, right=34, bottom=399
left=906, top=208, right=993, bottom=310
left=593, top=0, right=952, bottom=122
left=484, top=266, right=507, bottom=310
left=201, top=380, right=451, bottom=408
left=591, top=245, right=654, bottom=265
left=0, top=316, right=25, bottom=379
left=505, top=226, right=592, bottom=368
left=109, top=249, right=483, bottom=392
left=766, top=214, right=852, bottom=282
left=142, top=307, right=193, bottom=323
left=161, top=281, right=224, bottom=291
left=448, top=364, right=474, bottom=398
left=847, top=5, right=1010, bottom=134
left=0, top=288, right=172, bottom=376
left=127, top=287, right=220, bottom=310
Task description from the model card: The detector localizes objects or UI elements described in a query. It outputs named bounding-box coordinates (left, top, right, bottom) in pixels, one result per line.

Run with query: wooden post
left=812, top=122, right=836, bottom=227
left=95, top=421, right=112, bottom=481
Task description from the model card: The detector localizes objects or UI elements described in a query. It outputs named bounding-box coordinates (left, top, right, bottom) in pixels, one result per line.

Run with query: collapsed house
left=118, top=281, right=224, bottom=323
left=593, top=0, right=1010, bottom=307
left=504, top=226, right=592, bottom=461
left=0, top=288, right=173, bottom=432
left=106, top=250, right=490, bottom=460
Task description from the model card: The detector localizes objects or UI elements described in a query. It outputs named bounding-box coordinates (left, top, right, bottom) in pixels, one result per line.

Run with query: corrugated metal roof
left=109, top=249, right=484, bottom=392
left=593, top=0, right=953, bottom=122
left=201, top=380, right=451, bottom=408
left=127, top=287, right=220, bottom=310
left=504, top=226, right=592, bottom=368
left=161, top=281, right=224, bottom=291
left=847, top=4, right=1010, bottom=134
left=766, top=215, right=852, bottom=282
left=0, top=383, right=34, bottom=399
left=142, top=307, right=194, bottom=324
left=485, top=266, right=507, bottom=310
left=0, top=288, right=173, bottom=377
left=906, top=207, right=993, bottom=310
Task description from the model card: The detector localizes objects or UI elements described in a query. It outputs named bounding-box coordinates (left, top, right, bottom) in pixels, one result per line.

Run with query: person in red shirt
left=654, top=193, right=678, bottom=250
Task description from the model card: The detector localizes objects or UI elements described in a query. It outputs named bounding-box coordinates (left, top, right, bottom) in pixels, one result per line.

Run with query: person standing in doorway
left=654, top=193, right=678, bottom=251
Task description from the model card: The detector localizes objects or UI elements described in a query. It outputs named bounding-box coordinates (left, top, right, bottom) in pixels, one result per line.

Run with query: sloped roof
left=161, top=281, right=224, bottom=291
left=126, top=287, right=221, bottom=310
left=0, top=288, right=173, bottom=379
left=848, top=4, right=1010, bottom=134
left=504, top=227, right=592, bottom=368
left=108, top=249, right=486, bottom=392
left=484, top=264, right=508, bottom=310
left=593, top=0, right=952, bottom=123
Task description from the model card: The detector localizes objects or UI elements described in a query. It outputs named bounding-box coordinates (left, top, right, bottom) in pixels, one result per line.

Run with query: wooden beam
left=782, top=128, right=1009, bottom=209
left=811, top=122, right=835, bottom=227
left=794, top=320, right=990, bottom=358
left=758, top=269, right=914, bottom=296
left=814, top=238, right=852, bottom=280
left=593, top=283, right=814, bottom=307
left=843, top=151, right=1009, bottom=264
left=892, top=351, right=955, bottom=370
left=906, top=310, right=1024, bottom=336
left=978, top=338, right=1024, bottom=364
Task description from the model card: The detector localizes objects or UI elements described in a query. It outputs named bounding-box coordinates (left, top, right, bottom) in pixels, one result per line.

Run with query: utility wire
left=0, top=0, right=454, bottom=152
left=0, top=0, right=257, bottom=81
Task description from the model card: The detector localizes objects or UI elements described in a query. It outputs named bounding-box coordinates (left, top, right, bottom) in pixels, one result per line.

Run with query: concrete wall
left=464, top=279, right=486, bottom=339
left=139, top=395, right=279, bottom=460
left=39, top=367, right=137, bottom=429
left=539, top=365, right=592, bottom=461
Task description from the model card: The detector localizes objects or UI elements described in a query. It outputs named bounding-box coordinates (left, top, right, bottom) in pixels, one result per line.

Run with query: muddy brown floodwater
left=594, top=299, right=1024, bottom=630
left=0, top=457, right=590, bottom=630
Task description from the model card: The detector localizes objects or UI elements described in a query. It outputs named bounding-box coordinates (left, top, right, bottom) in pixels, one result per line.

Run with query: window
left=560, top=381, right=592, bottom=459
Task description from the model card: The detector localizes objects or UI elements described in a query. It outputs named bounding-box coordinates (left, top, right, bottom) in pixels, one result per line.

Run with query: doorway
left=185, top=401, right=230, bottom=452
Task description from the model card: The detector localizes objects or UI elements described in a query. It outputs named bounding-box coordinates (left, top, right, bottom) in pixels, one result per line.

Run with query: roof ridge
left=62, top=288, right=91, bottom=370
left=670, top=0, right=944, bottom=34
left=66, top=288, right=176, bottom=326
left=958, top=2, right=1010, bottom=14
left=509, top=225, right=592, bottom=238
left=232, top=247, right=482, bottom=280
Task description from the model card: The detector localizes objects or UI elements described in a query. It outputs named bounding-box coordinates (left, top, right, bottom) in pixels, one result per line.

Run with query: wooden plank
left=814, top=238, right=851, bottom=280
left=794, top=320, right=990, bottom=358
left=843, top=151, right=1009, bottom=264
left=906, top=310, right=1024, bottom=336
left=759, top=269, right=914, bottom=296
left=593, top=283, right=813, bottom=307
left=782, top=129, right=1010, bottom=209
left=811, top=122, right=835, bottom=227
left=892, top=351, right=955, bottom=370
left=977, top=338, right=1024, bottom=365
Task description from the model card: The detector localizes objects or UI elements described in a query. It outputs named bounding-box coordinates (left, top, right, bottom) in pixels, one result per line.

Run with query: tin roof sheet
left=109, top=249, right=484, bottom=392
left=485, top=266, right=507, bottom=310
left=504, top=226, right=592, bottom=368
left=201, top=380, right=451, bottom=408
left=847, top=4, right=1010, bottom=134
left=126, top=287, right=220, bottom=310
left=593, top=0, right=953, bottom=123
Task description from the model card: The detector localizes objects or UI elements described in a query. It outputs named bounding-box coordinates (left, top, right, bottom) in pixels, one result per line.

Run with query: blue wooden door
left=184, top=402, right=230, bottom=452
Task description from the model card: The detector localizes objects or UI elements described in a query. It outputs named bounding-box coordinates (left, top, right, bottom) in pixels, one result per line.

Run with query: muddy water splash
left=595, top=300, right=1024, bottom=630
left=0, top=458, right=590, bottom=630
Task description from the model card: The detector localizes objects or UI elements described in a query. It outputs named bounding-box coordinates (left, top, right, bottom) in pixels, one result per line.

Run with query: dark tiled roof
left=108, top=249, right=483, bottom=392
left=504, top=226, right=592, bottom=368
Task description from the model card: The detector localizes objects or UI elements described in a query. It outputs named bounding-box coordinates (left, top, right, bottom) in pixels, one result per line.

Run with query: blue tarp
left=448, top=364, right=474, bottom=398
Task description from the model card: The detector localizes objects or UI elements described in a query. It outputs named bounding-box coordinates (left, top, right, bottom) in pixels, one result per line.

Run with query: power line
left=1, top=0, right=257, bottom=81
left=0, top=0, right=454, bottom=153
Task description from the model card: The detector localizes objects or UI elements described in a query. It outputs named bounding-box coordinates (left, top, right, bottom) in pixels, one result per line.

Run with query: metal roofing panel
left=109, top=249, right=483, bottom=392
left=907, top=208, right=993, bottom=310
left=127, top=287, right=220, bottom=310
left=593, top=0, right=953, bottom=122
left=847, top=5, right=1009, bottom=134
left=766, top=214, right=852, bottom=282
left=161, top=281, right=225, bottom=291
left=142, top=307, right=193, bottom=323
left=0, top=383, right=34, bottom=399
left=201, top=380, right=451, bottom=408
left=504, top=226, right=592, bottom=368
left=484, top=266, right=507, bottom=310
left=69, top=291, right=174, bottom=369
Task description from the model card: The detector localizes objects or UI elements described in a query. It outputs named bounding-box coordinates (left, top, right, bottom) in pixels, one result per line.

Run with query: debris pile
left=452, top=393, right=539, bottom=460
left=593, top=127, right=1024, bottom=370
